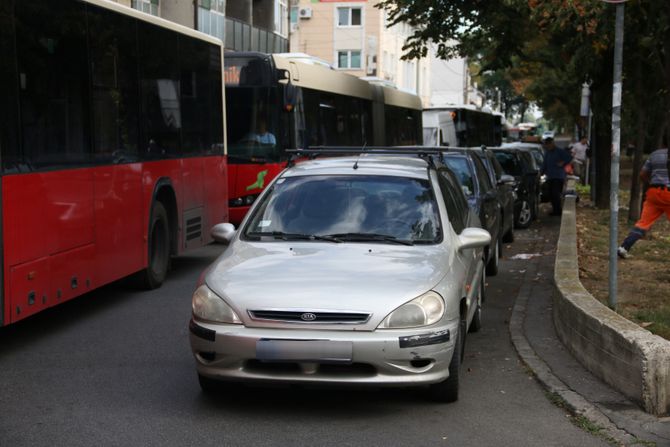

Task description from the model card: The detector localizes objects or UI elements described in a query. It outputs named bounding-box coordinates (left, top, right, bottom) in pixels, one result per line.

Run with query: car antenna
left=353, top=143, right=367, bottom=170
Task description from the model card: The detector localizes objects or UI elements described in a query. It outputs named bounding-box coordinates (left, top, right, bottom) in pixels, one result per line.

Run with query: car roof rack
left=285, top=146, right=446, bottom=168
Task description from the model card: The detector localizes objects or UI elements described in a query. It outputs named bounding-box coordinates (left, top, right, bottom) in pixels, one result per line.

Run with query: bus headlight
left=379, top=291, right=445, bottom=329
left=192, top=285, right=242, bottom=324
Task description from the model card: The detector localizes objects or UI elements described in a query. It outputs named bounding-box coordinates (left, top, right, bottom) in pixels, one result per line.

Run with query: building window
left=197, top=0, right=226, bottom=41
left=337, top=50, right=361, bottom=69
left=337, top=7, right=362, bottom=27
left=275, top=0, right=288, bottom=37
left=132, top=0, right=159, bottom=16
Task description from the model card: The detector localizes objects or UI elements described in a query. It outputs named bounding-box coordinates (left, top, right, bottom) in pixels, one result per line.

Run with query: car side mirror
left=211, top=223, right=236, bottom=244
left=498, top=174, right=515, bottom=185
left=457, top=228, right=491, bottom=253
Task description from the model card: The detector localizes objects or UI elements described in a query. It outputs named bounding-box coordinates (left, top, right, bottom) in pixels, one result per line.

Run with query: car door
left=471, top=153, right=500, bottom=244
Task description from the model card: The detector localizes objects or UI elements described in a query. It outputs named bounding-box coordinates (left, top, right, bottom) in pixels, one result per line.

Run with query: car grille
left=248, top=310, right=370, bottom=324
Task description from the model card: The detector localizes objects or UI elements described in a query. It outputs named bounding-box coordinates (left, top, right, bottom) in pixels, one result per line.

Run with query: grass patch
left=633, top=307, right=670, bottom=340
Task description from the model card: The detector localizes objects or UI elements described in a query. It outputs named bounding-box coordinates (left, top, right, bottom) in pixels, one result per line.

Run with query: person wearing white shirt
left=571, top=136, right=589, bottom=183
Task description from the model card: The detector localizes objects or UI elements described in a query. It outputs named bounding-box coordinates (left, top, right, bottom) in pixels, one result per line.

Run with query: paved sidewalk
left=508, top=215, right=670, bottom=446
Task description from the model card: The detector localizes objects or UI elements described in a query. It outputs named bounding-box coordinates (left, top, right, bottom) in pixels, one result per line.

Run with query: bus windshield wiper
left=324, top=233, right=414, bottom=246
left=246, top=231, right=342, bottom=243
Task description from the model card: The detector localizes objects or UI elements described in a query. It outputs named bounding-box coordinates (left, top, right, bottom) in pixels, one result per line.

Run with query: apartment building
left=289, top=0, right=431, bottom=106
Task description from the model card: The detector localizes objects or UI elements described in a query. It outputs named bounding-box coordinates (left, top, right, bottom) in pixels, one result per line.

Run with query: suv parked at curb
left=189, top=150, right=491, bottom=403
left=492, top=146, right=542, bottom=229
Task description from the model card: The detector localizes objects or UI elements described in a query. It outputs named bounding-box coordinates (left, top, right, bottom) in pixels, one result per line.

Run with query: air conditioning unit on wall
left=298, top=7, right=312, bottom=19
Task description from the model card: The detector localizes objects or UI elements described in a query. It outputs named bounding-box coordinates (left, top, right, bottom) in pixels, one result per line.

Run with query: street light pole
left=607, top=0, right=626, bottom=310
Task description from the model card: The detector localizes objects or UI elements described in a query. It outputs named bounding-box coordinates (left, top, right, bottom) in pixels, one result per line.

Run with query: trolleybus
left=224, top=52, right=423, bottom=224
left=0, top=0, right=227, bottom=325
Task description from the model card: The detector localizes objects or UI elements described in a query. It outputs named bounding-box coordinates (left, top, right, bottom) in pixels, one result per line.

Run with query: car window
left=471, top=154, right=493, bottom=192
left=494, top=151, right=522, bottom=176
left=243, top=175, right=442, bottom=243
left=437, top=170, right=466, bottom=234
left=487, top=152, right=504, bottom=179
left=443, top=156, right=475, bottom=197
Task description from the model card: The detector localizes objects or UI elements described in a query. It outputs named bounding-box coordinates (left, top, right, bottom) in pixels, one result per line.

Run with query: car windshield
left=243, top=175, right=441, bottom=244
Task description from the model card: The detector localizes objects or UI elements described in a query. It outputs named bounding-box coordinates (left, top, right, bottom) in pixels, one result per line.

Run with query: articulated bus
left=224, top=52, right=423, bottom=224
left=0, top=0, right=227, bottom=325
left=427, top=106, right=503, bottom=148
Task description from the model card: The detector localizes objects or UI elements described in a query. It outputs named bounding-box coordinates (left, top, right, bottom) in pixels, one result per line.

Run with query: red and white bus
left=0, top=0, right=227, bottom=325
left=224, top=52, right=423, bottom=224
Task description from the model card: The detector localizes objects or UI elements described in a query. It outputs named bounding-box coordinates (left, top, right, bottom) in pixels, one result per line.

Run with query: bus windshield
left=226, top=87, right=282, bottom=163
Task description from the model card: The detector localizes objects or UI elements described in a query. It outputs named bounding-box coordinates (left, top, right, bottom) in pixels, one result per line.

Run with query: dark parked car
left=503, top=142, right=547, bottom=202
left=442, top=151, right=502, bottom=276
left=468, top=147, right=516, bottom=243
left=492, top=147, right=542, bottom=229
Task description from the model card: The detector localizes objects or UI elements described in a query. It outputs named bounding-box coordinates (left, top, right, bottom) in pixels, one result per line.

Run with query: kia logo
left=300, top=312, right=317, bottom=321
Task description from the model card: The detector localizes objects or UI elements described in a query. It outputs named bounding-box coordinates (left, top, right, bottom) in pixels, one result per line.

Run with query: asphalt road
left=0, top=224, right=609, bottom=447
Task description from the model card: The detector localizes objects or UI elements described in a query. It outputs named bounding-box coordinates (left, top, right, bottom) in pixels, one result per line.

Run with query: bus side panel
left=93, top=164, right=144, bottom=286
left=3, top=170, right=95, bottom=324
left=203, top=156, right=228, bottom=236
left=3, top=171, right=95, bottom=267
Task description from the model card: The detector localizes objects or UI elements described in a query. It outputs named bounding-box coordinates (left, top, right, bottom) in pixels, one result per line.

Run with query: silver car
left=189, top=153, right=490, bottom=402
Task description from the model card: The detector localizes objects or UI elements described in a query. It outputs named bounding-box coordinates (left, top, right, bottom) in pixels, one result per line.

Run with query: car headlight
left=192, top=284, right=242, bottom=324
left=379, top=291, right=445, bottom=329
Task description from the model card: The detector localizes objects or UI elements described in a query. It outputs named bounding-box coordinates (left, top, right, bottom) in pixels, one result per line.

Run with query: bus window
left=88, top=6, right=140, bottom=163
left=16, top=0, right=92, bottom=169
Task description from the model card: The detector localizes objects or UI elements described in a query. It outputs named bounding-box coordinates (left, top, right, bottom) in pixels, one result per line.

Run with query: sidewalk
left=508, top=212, right=670, bottom=446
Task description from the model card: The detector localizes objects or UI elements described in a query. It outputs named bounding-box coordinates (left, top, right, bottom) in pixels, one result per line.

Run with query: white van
left=422, top=110, right=458, bottom=147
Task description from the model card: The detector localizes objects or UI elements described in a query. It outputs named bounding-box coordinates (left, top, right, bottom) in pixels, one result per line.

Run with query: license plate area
left=256, top=339, right=353, bottom=364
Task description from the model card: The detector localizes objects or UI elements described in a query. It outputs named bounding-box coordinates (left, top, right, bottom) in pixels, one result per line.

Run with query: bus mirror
left=283, top=82, right=297, bottom=112
left=277, top=68, right=290, bottom=81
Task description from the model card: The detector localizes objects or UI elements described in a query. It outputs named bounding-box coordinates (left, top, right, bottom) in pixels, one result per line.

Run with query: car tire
left=485, top=239, right=499, bottom=276
left=198, top=373, right=223, bottom=393
left=429, top=321, right=463, bottom=403
left=515, top=200, right=532, bottom=229
left=469, top=274, right=484, bottom=332
left=138, top=202, right=170, bottom=289
left=502, top=225, right=515, bottom=243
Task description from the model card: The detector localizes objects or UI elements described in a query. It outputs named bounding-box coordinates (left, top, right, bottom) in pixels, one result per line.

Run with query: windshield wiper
left=325, top=233, right=414, bottom=246
left=246, top=231, right=342, bottom=243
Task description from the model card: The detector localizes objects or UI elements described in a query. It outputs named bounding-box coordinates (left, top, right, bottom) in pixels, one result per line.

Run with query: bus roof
left=84, top=0, right=223, bottom=46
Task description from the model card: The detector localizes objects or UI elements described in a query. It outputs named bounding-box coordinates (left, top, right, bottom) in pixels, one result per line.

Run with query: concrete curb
left=553, top=195, right=670, bottom=416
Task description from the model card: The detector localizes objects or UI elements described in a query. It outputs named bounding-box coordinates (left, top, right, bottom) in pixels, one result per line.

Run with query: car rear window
left=243, top=175, right=442, bottom=244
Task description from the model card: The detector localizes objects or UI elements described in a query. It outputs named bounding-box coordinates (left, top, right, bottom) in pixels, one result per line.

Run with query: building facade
left=289, top=0, right=431, bottom=106
left=114, top=0, right=289, bottom=52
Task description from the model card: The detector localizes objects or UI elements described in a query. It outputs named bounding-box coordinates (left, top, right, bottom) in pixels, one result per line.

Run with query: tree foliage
left=376, top=0, right=670, bottom=209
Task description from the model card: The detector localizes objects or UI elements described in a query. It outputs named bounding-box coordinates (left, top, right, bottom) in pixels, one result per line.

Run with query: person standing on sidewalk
left=541, top=137, right=573, bottom=216
left=571, top=136, right=589, bottom=183
left=618, top=137, right=670, bottom=259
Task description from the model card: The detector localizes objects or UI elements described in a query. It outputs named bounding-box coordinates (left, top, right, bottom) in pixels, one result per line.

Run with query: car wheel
left=469, top=274, right=484, bottom=332
left=428, top=320, right=463, bottom=403
left=485, top=239, right=499, bottom=276
left=515, top=200, right=532, bottom=229
left=137, top=202, right=170, bottom=289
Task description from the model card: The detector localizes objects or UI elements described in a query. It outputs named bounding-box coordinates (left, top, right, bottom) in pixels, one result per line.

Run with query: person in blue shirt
left=241, top=117, right=276, bottom=146
left=541, top=137, right=573, bottom=216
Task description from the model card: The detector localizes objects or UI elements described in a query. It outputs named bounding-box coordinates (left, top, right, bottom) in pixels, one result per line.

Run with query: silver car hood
left=205, top=241, right=451, bottom=327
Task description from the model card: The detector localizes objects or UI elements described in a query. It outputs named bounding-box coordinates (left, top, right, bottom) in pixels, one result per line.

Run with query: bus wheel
left=141, top=202, right=170, bottom=289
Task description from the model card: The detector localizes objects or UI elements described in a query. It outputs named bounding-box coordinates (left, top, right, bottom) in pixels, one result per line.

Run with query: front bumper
left=189, top=319, right=458, bottom=387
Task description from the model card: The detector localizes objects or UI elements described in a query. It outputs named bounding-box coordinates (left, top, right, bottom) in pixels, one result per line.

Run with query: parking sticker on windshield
left=259, top=220, right=272, bottom=227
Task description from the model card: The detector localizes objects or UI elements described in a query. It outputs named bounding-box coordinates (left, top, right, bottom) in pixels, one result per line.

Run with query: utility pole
left=605, top=0, right=626, bottom=310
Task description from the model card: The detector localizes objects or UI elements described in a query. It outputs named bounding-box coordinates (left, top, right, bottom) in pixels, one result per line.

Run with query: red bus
left=0, top=0, right=227, bottom=325
left=224, top=52, right=423, bottom=225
